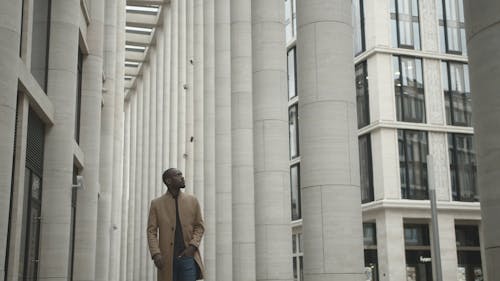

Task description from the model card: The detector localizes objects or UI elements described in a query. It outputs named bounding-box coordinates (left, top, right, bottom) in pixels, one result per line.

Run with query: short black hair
left=162, top=168, right=177, bottom=182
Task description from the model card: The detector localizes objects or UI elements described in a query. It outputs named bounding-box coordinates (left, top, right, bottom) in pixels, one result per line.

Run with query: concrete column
left=185, top=0, right=195, bottom=194
left=464, top=1, right=500, bottom=279
left=37, top=0, right=79, bottom=279
left=231, top=0, right=256, bottom=280
left=148, top=50, right=157, bottom=280
left=193, top=0, right=204, bottom=206
left=436, top=214, right=459, bottom=281
left=214, top=0, right=233, bottom=280
left=109, top=0, right=126, bottom=279
left=127, top=92, right=138, bottom=281
left=203, top=0, right=216, bottom=279
left=178, top=0, right=187, bottom=171
left=156, top=29, right=165, bottom=197
left=37, top=0, right=77, bottom=277
left=377, top=211, right=406, bottom=281
left=251, top=1, right=293, bottom=281
left=141, top=64, right=151, bottom=281
left=169, top=0, right=179, bottom=167
left=163, top=6, right=172, bottom=173
left=95, top=0, right=117, bottom=279
left=120, top=100, right=131, bottom=281
left=72, top=0, right=104, bottom=279
left=0, top=1, right=22, bottom=277
left=297, top=0, right=365, bottom=280
left=133, top=78, right=143, bottom=281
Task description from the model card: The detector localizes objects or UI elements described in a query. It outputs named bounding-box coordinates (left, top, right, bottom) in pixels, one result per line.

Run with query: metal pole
left=428, top=154, right=443, bottom=281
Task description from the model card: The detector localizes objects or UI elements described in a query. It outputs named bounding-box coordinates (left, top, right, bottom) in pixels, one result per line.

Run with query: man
left=147, top=168, right=205, bottom=281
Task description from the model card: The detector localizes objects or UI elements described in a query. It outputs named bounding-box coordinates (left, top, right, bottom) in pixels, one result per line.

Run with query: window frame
left=438, top=0, right=467, bottom=55
left=448, top=133, right=478, bottom=202
left=394, top=56, right=426, bottom=123
left=442, top=61, right=472, bottom=127
left=359, top=134, right=374, bottom=203
left=391, top=0, right=422, bottom=50
left=398, top=129, right=429, bottom=200
left=355, top=61, right=370, bottom=128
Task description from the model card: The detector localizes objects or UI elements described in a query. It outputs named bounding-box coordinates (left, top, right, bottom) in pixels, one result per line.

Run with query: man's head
left=162, top=168, right=185, bottom=192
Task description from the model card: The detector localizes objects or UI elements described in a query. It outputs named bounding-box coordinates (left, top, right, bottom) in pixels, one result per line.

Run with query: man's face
left=166, top=169, right=185, bottom=190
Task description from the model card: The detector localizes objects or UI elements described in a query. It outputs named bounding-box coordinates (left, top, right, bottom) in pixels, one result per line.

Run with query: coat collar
left=165, top=189, right=184, bottom=199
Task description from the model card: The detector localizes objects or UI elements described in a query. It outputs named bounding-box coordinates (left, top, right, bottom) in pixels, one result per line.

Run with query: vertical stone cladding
left=156, top=28, right=165, bottom=197
left=0, top=1, right=21, bottom=277
left=170, top=0, right=179, bottom=167
left=178, top=0, right=187, bottom=171
left=133, top=78, right=143, bottom=281
left=148, top=49, right=157, bottom=280
left=109, top=0, right=126, bottom=279
left=251, top=1, right=294, bottom=281
left=214, top=0, right=233, bottom=280
left=231, top=0, right=257, bottom=280
left=162, top=6, right=172, bottom=174
left=127, top=93, right=138, bottom=281
left=73, top=0, right=104, bottom=279
left=163, top=5, right=172, bottom=174
left=96, top=0, right=117, bottom=279
left=120, top=100, right=130, bottom=281
left=296, top=0, right=365, bottom=280
left=140, top=64, right=151, bottom=281
left=185, top=0, right=195, bottom=194
left=464, top=1, right=500, bottom=280
left=193, top=0, right=205, bottom=210
left=203, top=0, right=217, bottom=279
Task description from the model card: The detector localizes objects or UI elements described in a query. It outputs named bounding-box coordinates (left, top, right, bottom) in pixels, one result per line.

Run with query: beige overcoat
left=147, top=191, right=205, bottom=281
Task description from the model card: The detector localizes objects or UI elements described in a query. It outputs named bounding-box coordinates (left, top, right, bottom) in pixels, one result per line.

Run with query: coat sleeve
left=189, top=197, right=205, bottom=248
left=147, top=200, right=161, bottom=258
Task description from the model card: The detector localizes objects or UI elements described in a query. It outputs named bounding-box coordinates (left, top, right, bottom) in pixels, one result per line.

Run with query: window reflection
left=394, top=56, right=426, bottom=123
left=398, top=130, right=428, bottom=200
left=391, top=0, right=421, bottom=50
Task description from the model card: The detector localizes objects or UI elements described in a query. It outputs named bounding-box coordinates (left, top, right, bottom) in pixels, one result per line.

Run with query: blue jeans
left=173, top=256, right=198, bottom=281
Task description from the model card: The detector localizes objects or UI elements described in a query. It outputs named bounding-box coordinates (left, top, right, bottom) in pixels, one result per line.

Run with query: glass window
left=442, top=62, right=472, bottom=126
left=363, top=223, right=379, bottom=281
left=390, top=0, right=421, bottom=50
left=284, top=0, right=296, bottom=42
left=30, top=0, right=51, bottom=92
left=353, top=0, right=366, bottom=55
left=356, top=61, right=370, bottom=128
left=359, top=134, right=374, bottom=203
left=22, top=109, right=46, bottom=281
left=75, top=49, right=83, bottom=143
left=287, top=48, right=297, bottom=99
left=438, top=0, right=466, bottom=55
left=455, top=225, right=483, bottom=281
left=448, top=134, right=478, bottom=202
left=404, top=224, right=432, bottom=281
left=289, top=104, right=299, bottom=159
left=398, top=130, right=428, bottom=200
left=292, top=232, right=304, bottom=281
left=290, top=164, right=301, bottom=221
left=394, top=56, right=426, bottom=123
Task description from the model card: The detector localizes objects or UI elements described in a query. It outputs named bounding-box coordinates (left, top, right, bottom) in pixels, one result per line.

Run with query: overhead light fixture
left=125, top=45, right=146, bottom=52
left=125, top=61, right=140, bottom=67
left=126, top=26, right=153, bottom=34
left=126, top=5, right=159, bottom=13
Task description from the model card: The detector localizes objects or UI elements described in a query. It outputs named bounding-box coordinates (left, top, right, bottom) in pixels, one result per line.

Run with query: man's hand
left=178, top=245, right=197, bottom=258
left=153, top=254, right=164, bottom=269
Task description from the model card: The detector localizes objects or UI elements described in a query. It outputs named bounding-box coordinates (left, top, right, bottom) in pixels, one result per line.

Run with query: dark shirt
left=173, top=196, right=185, bottom=257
